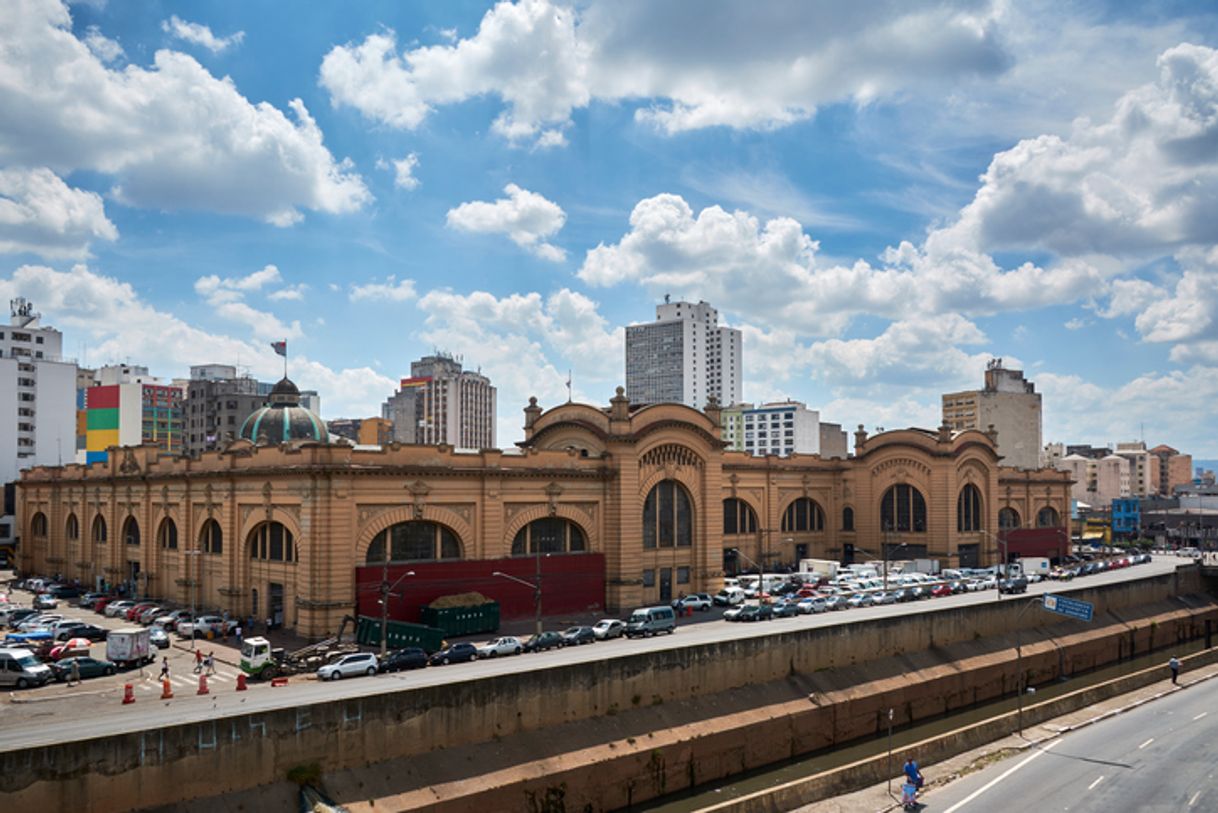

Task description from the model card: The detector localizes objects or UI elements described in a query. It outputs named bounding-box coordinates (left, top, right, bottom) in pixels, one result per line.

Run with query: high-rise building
left=182, top=365, right=269, bottom=456
left=942, top=359, right=1042, bottom=470
left=741, top=401, right=821, bottom=457
left=1150, top=444, right=1193, bottom=497
left=1114, top=442, right=1159, bottom=498
left=624, top=299, right=742, bottom=409
left=81, top=364, right=183, bottom=463
left=0, top=298, right=76, bottom=483
left=382, top=353, right=496, bottom=449
left=819, top=423, right=849, bottom=459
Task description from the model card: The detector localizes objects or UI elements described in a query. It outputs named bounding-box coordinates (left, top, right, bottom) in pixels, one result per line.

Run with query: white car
left=797, top=597, right=828, bottom=614
left=317, top=652, right=379, bottom=680
left=178, top=615, right=226, bottom=638
left=592, top=619, right=625, bottom=640
left=477, top=636, right=524, bottom=658
left=104, top=600, right=135, bottom=618
left=18, top=613, right=63, bottom=631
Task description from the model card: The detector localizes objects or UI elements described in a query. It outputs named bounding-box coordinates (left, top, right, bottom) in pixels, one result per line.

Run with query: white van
left=0, top=647, right=53, bottom=688
left=624, top=606, right=677, bottom=638
left=713, top=587, right=746, bottom=606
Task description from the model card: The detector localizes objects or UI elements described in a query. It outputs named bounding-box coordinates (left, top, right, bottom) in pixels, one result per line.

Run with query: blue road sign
left=1042, top=593, right=1093, bottom=622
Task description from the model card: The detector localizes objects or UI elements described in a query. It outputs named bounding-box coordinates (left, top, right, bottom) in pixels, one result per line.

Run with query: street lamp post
left=493, top=570, right=543, bottom=636
left=378, top=570, right=416, bottom=658
left=729, top=548, right=763, bottom=596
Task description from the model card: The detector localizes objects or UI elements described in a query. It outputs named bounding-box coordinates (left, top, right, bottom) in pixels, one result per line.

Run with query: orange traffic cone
left=197, top=674, right=209, bottom=695
left=122, top=683, right=135, bottom=704
left=161, top=679, right=174, bottom=699
left=235, top=673, right=247, bottom=691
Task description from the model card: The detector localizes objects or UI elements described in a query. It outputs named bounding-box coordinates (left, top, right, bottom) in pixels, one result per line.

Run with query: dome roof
left=239, top=377, right=327, bottom=445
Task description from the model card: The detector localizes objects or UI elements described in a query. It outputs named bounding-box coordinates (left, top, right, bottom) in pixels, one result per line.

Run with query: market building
left=16, top=385, right=1071, bottom=638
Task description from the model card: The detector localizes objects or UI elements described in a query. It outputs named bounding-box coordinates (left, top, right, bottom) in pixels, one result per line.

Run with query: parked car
left=713, top=587, right=746, bottom=606
left=148, top=626, right=170, bottom=649
left=18, top=614, right=63, bottom=631
left=2, top=607, right=38, bottom=628
left=92, top=597, right=117, bottom=614
left=723, top=605, right=746, bottom=621
left=672, top=593, right=713, bottom=612
left=51, top=655, right=117, bottom=682
left=561, top=626, right=597, bottom=646
left=103, top=600, right=135, bottom=618
left=47, top=585, right=82, bottom=600
left=0, top=647, right=53, bottom=688
left=592, top=619, right=625, bottom=640
left=317, top=652, right=379, bottom=680
left=178, top=615, right=229, bottom=639
left=824, top=595, right=851, bottom=611
left=125, top=603, right=158, bottom=622
left=998, top=577, right=1029, bottom=594
left=797, top=596, right=827, bottom=614
left=477, top=636, right=524, bottom=658
left=137, top=606, right=165, bottom=625
left=846, top=593, right=875, bottom=609
left=873, top=591, right=898, bottom=606
left=624, top=606, right=677, bottom=638
left=32, top=594, right=58, bottom=610
left=736, top=604, right=774, bottom=622
left=154, top=610, right=192, bottom=630
left=771, top=600, right=799, bottom=618
left=429, top=642, right=479, bottom=666
left=380, top=647, right=428, bottom=673
left=523, top=631, right=565, bottom=652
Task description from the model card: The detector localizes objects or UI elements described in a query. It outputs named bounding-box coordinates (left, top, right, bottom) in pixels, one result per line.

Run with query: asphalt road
left=926, top=678, right=1216, bottom=812
left=0, top=557, right=1185, bottom=753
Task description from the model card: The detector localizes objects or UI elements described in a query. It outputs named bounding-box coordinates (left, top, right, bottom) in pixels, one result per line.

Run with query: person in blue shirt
left=904, top=757, right=924, bottom=789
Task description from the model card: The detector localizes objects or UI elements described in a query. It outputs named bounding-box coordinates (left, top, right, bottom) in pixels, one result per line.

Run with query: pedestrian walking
left=159, top=657, right=170, bottom=681
left=266, top=616, right=273, bottom=633
left=69, top=658, right=81, bottom=687
left=193, top=649, right=204, bottom=673
left=206, top=651, right=216, bottom=675
left=1169, top=655, right=1180, bottom=685
left=235, top=625, right=243, bottom=646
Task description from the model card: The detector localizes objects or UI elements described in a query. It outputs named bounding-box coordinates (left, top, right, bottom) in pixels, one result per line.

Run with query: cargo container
left=355, top=616, right=446, bottom=653
left=419, top=601, right=500, bottom=637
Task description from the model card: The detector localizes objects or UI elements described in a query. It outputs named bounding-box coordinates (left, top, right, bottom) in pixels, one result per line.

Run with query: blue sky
left=3, top=0, right=1218, bottom=457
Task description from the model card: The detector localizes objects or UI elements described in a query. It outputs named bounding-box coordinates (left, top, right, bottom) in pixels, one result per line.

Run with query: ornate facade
left=17, top=389, right=1072, bottom=637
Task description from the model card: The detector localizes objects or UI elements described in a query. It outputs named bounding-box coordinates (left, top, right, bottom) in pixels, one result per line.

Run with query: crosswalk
left=133, top=667, right=250, bottom=694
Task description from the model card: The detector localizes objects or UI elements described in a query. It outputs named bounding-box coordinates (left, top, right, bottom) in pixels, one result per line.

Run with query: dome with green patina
left=239, top=377, right=327, bottom=445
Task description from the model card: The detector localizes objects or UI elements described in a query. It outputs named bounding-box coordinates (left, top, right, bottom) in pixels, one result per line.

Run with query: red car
left=93, top=597, right=116, bottom=614
left=930, top=584, right=954, bottom=598
left=125, top=602, right=157, bottom=621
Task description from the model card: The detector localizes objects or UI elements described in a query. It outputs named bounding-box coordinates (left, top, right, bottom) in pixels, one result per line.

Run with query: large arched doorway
left=248, top=521, right=299, bottom=629
left=642, top=480, right=693, bottom=603
left=881, top=484, right=927, bottom=533
left=366, top=521, right=463, bottom=563
left=511, top=518, right=586, bottom=556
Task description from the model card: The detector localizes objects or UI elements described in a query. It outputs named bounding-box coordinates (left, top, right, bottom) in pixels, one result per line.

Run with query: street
left=927, top=677, right=1216, bottom=812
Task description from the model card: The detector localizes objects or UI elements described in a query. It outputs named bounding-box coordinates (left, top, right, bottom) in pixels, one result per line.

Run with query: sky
left=2, top=0, right=1218, bottom=457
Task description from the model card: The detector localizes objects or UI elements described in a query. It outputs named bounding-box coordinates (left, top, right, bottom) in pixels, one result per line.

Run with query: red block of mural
left=1004, top=528, right=1069, bottom=561
left=355, top=554, right=606, bottom=623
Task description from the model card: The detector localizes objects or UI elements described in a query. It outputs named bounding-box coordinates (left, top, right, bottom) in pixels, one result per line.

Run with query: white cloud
left=805, top=315, right=990, bottom=384
left=194, top=264, right=303, bottom=340
left=378, top=153, right=420, bottom=190
left=321, top=0, right=1009, bottom=144
left=161, top=15, right=245, bottom=54
left=268, top=285, right=307, bottom=302
left=82, top=24, right=122, bottom=62
left=0, top=0, right=369, bottom=225
left=349, top=275, right=417, bottom=302
left=446, top=184, right=566, bottom=261
left=0, top=167, right=117, bottom=259
left=1064, top=317, right=1089, bottom=330
left=194, top=264, right=282, bottom=300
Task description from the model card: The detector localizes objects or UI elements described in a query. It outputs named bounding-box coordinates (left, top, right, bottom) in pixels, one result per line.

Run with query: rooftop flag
left=271, top=340, right=287, bottom=357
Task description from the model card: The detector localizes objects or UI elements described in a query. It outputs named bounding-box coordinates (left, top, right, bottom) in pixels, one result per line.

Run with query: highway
left=927, top=677, right=1217, bottom=812
left=0, top=557, right=1187, bottom=753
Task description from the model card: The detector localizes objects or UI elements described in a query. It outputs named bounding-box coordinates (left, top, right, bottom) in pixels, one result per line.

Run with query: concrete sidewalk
left=793, top=657, right=1218, bottom=813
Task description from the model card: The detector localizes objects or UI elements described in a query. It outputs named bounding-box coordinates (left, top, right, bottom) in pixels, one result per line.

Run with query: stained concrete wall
left=0, top=568, right=1207, bottom=812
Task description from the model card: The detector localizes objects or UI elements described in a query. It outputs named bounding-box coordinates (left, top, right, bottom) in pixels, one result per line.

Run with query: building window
left=122, top=517, right=140, bottom=547
left=158, top=518, right=178, bottom=550
left=842, top=506, right=855, bottom=532
left=30, top=512, right=47, bottom=538
left=200, top=518, right=223, bottom=555
left=1036, top=507, right=1060, bottom=527
left=92, top=515, right=107, bottom=544
left=366, top=521, right=461, bottom=563
left=881, top=484, right=927, bottom=533
left=643, top=480, right=693, bottom=548
left=511, top=518, right=586, bottom=555
left=781, top=497, right=825, bottom=532
left=723, top=498, right=757, bottom=535
left=642, top=569, right=656, bottom=587
left=957, top=485, right=982, bottom=532
left=998, top=508, right=1020, bottom=530
left=677, top=566, right=690, bottom=584
left=65, top=513, right=79, bottom=540
left=250, top=521, right=296, bottom=562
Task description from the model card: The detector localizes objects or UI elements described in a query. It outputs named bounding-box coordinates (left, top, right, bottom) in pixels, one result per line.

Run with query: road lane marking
left=1189, top=791, right=1201, bottom=807
left=1088, top=776, right=1105, bottom=790
left=942, top=740, right=1061, bottom=813
left=1139, top=737, right=1154, bottom=749
left=1194, top=712, right=1207, bottom=721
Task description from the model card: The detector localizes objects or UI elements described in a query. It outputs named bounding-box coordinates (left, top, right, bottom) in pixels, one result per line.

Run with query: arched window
left=781, top=497, right=825, bottom=532
left=92, top=515, right=107, bottom=544
left=998, top=508, right=1020, bottom=530
left=65, top=514, right=79, bottom=541
left=200, top=519, right=223, bottom=555
left=957, top=485, right=982, bottom=532
left=250, top=521, right=296, bottom=562
left=122, top=517, right=140, bottom=547
left=1036, top=506, right=1060, bottom=527
left=158, top=518, right=178, bottom=550
left=881, top=484, right=927, bottom=533
left=842, top=507, right=855, bottom=532
left=511, top=518, right=586, bottom=555
left=643, top=480, right=693, bottom=549
left=30, top=512, right=47, bottom=537
left=723, top=498, right=757, bottom=535
left=365, top=521, right=460, bottom=563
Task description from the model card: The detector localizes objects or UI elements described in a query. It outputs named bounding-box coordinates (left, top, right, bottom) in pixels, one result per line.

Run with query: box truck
left=1018, top=557, right=1051, bottom=577
left=798, top=559, right=839, bottom=580
left=106, top=627, right=152, bottom=668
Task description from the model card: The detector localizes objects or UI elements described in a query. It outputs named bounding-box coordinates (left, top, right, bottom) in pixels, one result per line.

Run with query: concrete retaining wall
left=0, top=568, right=1207, bottom=812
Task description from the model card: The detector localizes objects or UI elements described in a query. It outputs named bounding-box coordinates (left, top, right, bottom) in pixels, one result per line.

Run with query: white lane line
left=942, top=740, right=1061, bottom=813
left=1088, top=775, right=1105, bottom=791
left=1139, top=737, right=1155, bottom=749
left=1194, top=712, right=1207, bottom=721
left=1189, top=791, right=1201, bottom=807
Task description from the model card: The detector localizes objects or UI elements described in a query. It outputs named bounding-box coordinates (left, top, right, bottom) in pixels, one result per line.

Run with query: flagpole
left=283, top=339, right=288, bottom=379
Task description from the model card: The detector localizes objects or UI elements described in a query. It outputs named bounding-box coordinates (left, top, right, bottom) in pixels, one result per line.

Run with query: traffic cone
left=161, top=679, right=174, bottom=699
left=121, top=683, right=135, bottom=704
left=197, top=674, right=209, bottom=695
left=235, top=673, right=247, bottom=691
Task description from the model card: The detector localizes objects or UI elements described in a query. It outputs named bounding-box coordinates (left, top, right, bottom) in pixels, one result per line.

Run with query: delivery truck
left=1018, top=556, right=1051, bottom=578
left=106, top=627, right=152, bottom=669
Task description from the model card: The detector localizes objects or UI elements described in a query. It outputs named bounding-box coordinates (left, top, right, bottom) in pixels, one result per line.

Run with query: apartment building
left=942, top=359, right=1042, bottom=470
left=382, top=353, right=496, bottom=449
left=624, top=298, right=742, bottom=409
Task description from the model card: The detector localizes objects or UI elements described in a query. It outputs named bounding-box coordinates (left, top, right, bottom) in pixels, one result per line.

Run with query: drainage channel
left=624, top=637, right=1211, bottom=812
